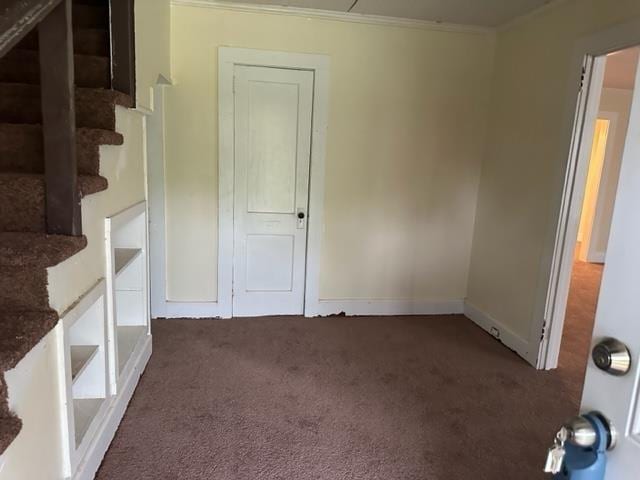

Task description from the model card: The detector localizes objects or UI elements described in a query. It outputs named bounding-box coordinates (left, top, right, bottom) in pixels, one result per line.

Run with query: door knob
left=544, top=412, right=617, bottom=475
left=592, top=338, right=631, bottom=376
left=297, top=211, right=305, bottom=219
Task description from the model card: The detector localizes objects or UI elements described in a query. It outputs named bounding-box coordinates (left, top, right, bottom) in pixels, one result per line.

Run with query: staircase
left=0, top=0, right=133, bottom=454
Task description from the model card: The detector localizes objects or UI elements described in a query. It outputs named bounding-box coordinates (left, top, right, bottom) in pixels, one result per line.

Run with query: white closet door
left=232, top=65, right=314, bottom=317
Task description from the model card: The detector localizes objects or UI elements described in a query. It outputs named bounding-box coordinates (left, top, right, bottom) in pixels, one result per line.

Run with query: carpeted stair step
left=0, top=83, right=133, bottom=130
left=0, top=234, right=87, bottom=311
left=0, top=266, right=49, bottom=311
left=0, top=310, right=59, bottom=371
left=0, top=124, right=124, bottom=175
left=0, top=174, right=108, bottom=232
left=17, top=27, right=110, bottom=57
left=0, top=49, right=109, bottom=88
left=0, top=233, right=87, bottom=268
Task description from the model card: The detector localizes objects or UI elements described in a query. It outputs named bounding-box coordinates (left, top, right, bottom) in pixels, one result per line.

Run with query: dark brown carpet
left=96, top=263, right=602, bottom=480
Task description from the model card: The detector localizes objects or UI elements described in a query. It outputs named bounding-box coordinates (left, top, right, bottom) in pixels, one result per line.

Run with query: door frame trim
left=534, top=18, right=640, bottom=369
left=218, top=47, right=330, bottom=318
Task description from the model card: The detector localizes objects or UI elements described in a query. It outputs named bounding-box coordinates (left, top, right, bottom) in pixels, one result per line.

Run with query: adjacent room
left=1, top=1, right=640, bottom=479
left=559, top=45, right=639, bottom=395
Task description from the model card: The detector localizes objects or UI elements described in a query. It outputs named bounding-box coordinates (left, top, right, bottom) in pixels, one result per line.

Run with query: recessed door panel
left=245, top=234, right=294, bottom=292
left=233, top=65, right=314, bottom=316
left=247, top=81, right=299, bottom=214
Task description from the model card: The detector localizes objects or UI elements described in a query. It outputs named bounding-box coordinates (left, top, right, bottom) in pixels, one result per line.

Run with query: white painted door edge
left=532, top=17, right=640, bottom=370
left=218, top=47, right=330, bottom=319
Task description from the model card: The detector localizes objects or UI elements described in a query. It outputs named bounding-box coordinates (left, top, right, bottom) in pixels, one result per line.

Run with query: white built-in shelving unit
left=105, top=201, right=151, bottom=394
left=57, top=280, right=110, bottom=478
left=56, top=201, right=151, bottom=480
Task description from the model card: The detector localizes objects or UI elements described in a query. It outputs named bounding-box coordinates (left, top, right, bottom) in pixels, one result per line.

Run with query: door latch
left=296, top=209, right=306, bottom=229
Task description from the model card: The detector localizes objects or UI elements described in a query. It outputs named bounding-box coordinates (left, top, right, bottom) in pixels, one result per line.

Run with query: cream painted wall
left=135, top=0, right=172, bottom=111
left=590, top=88, right=633, bottom=256
left=165, top=5, right=495, bottom=303
left=0, top=107, right=147, bottom=480
left=466, top=0, right=640, bottom=352
left=48, top=109, right=147, bottom=314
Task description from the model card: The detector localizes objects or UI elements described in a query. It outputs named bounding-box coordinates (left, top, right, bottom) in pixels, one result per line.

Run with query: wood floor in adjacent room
left=96, top=263, right=602, bottom=480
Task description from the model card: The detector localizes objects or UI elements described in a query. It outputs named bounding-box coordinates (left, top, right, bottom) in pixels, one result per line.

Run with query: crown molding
left=170, top=0, right=494, bottom=35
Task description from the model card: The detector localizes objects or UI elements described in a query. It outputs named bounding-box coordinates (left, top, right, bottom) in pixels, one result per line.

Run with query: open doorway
left=553, top=46, right=639, bottom=384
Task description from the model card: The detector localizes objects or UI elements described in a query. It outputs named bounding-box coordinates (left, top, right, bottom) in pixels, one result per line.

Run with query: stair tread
left=2, top=48, right=108, bottom=62
left=0, top=173, right=108, bottom=197
left=0, top=82, right=132, bottom=106
left=0, top=310, right=58, bottom=371
left=0, top=122, right=125, bottom=144
left=18, top=27, right=110, bottom=56
left=0, top=233, right=87, bottom=268
left=0, top=49, right=110, bottom=88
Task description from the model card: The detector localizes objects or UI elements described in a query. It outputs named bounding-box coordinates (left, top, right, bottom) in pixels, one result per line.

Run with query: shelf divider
left=114, top=248, right=142, bottom=277
left=70, top=345, right=100, bottom=384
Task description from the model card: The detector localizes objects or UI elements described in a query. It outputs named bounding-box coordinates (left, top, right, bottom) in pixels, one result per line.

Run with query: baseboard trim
left=312, top=298, right=465, bottom=317
left=153, top=301, right=227, bottom=319
left=74, top=335, right=152, bottom=480
left=463, top=301, right=533, bottom=365
left=586, top=251, right=605, bottom=263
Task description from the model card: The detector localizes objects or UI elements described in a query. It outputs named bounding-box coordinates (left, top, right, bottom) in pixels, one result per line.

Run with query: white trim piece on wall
left=464, top=301, right=531, bottom=362
left=316, top=299, right=465, bottom=317
left=218, top=47, right=330, bottom=319
left=532, top=17, right=640, bottom=370
left=147, top=84, right=225, bottom=319
left=171, top=0, right=493, bottom=35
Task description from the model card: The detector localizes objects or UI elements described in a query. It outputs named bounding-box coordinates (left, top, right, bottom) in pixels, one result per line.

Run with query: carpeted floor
left=95, top=263, right=602, bottom=480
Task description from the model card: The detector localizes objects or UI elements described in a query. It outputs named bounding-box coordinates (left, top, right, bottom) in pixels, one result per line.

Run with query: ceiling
left=216, top=0, right=553, bottom=27
left=604, top=47, right=640, bottom=90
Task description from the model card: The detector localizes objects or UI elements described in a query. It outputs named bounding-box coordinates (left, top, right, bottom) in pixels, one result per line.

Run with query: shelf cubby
left=57, top=280, right=110, bottom=476
left=106, top=202, right=150, bottom=392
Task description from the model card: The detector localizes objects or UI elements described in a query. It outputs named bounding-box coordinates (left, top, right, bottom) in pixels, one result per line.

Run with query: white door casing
left=580, top=57, right=640, bottom=478
left=232, top=65, right=314, bottom=316
left=537, top=17, right=640, bottom=370
left=218, top=48, right=330, bottom=319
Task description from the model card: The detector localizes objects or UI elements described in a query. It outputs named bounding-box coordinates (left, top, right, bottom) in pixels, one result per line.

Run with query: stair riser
left=0, top=268, right=48, bottom=311
left=0, top=135, right=100, bottom=175
left=0, top=177, right=45, bottom=233
left=0, top=93, right=116, bottom=131
left=18, top=29, right=109, bottom=57
left=0, top=52, right=110, bottom=88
